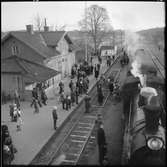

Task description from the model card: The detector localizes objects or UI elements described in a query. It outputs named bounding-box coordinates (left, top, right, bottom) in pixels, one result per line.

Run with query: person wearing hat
left=13, top=104, right=18, bottom=122
left=52, top=106, right=58, bottom=130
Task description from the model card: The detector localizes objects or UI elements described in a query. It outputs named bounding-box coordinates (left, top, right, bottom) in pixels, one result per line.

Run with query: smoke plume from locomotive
left=124, top=30, right=146, bottom=87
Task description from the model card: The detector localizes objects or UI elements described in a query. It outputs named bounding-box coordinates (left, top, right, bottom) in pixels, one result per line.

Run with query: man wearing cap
left=97, top=122, right=107, bottom=165
left=52, top=106, right=58, bottom=130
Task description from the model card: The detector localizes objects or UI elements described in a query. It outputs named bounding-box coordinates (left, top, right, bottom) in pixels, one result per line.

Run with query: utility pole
left=85, top=1, right=88, bottom=62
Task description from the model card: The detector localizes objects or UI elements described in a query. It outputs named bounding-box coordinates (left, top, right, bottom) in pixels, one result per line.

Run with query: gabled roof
left=40, top=31, right=65, bottom=46
left=1, top=30, right=75, bottom=59
left=1, top=56, right=60, bottom=83
left=1, top=31, right=58, bottom=58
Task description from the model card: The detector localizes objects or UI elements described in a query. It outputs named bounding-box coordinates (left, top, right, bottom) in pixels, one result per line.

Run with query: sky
left=1, top=1, right=165, bottom=32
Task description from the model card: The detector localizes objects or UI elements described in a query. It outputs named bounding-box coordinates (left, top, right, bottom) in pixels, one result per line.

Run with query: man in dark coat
left=91, top=64, right=94, bottom=74
left=61, top=92, right=66, bottom=109
left=94, top=64, right=99, bottom=80
left=108, top=79, right=114, bottom=95
left=52, top=106, right=58, bottom=130
left=97, top=63, right=100, bottom=72
left=41, top=88, right=47, bottom=105
left=59, top=81, right=64, bottom=94
left=71, top=90, right=75, bottom=106
left=69, top=80, right=74, bottom=92
left=84, top=93, right=91, bottom=113
left=75, top=86, right=79, bottom=104
left=31, top=87, right=42, bottom=107
left=98, top=88, right=104, bottom=106
left=97, top=123, right=107, bottom=165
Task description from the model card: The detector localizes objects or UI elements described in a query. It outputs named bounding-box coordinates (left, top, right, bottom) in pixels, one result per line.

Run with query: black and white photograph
left=1, top=1, right=165, bottom=165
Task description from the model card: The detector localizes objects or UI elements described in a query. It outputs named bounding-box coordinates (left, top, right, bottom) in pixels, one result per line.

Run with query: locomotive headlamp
left=147, top=137, right=164, bottom=150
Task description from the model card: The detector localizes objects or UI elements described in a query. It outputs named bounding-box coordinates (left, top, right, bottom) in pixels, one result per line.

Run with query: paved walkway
left=1, top=57, right=108, bottom=165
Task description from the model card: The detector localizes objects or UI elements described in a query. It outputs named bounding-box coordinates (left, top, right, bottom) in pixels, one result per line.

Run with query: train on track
left=121, top=58, right=165, bottom=165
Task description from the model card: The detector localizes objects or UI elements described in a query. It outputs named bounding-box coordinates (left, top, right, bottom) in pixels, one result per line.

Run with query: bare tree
left=79, top=5, right=112, bottom=55
left=33, top=14, right=44, bottom=31
left=55, top=24, right=67, bottom=31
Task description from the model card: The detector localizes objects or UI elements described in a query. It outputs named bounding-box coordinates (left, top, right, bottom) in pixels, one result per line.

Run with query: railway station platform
left=1, top=57, right=108, bottom=165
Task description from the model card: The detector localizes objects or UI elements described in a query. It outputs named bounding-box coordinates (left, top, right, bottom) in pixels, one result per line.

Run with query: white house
left=42, top=31, right=76, bottom=78
left=100, top=45, right=116, bottom=57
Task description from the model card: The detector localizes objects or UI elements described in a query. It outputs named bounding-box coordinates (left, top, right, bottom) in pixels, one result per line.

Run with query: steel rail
left=145, top=47, right=165, bottom=79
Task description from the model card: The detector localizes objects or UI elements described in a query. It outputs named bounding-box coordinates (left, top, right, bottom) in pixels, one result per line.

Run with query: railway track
left=30, top=56, right=121, bottom=165
left=144, top=45, right=165, bottom=79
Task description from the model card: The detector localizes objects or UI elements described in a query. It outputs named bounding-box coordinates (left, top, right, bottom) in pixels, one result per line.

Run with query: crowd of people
left=58, top=61, right=94, bottom=112
left=3, top=54, right=121, bottom=165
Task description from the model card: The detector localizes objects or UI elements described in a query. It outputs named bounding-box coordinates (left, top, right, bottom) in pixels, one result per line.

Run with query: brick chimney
left=44, top=18, right=49, bottom=32
left=44, top=26, right=49, bottom=32
left=26, top=25, right=34, bottom=34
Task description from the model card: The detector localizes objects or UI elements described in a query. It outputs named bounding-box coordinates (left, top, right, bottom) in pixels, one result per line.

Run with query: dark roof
left=1, top=56, right=60, bottom=83
left=100, top=45, right=114, bottom=51
left=1, top=58, right=25, bottom=74
left=2, top=31, right=55, bottom=58
left=1, top=30, right=75, bottom=59
left=40, top=31, right=65, bottom=46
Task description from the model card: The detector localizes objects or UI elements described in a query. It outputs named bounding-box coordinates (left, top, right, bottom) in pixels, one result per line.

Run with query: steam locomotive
left=121, top=64, right=165, bottom=165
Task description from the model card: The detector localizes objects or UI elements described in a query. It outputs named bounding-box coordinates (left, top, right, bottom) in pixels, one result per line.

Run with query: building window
left=11, top=46, right=19, bottom=55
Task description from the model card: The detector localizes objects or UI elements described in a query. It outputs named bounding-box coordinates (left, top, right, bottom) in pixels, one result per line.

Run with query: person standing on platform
left=31, top=87, right=42, bottom=107
left=14, top=89, right=20, bottom=109
left=91, top=64, right=94, bottom=75
left=69, top=80, right=74, bottom=92
left=16, top=108, right=22, bottom=131
left=32, top=98, right=39, bottom=113
left=59, top=81, right=64, bottom=94
left=60, top=92, right=66, bottom=110
left=67, top=95, right=71, bottom=110
left=52, top=106, right=58, bottom=130
left=94, top=64, right=99, bottom=80
left=112, top=55, right=115, bottom=61
left=108, top=79, right=114, bottom=95
left=98, top=86, right=104, bottom=106
left=9, top=102, right=15, bottom=122
left=97, top=122, right=107, bottom=165
left=41, top=88, right=47, bottom=105
left=75, top=86, right=79, bottom=104
left=84, top=93, right=91, bottom=113
left=13, top=104, right=19, bottom=122
left=97, top=63, right=100, bottom=72
left=71, top=90, right=75, bottom=106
